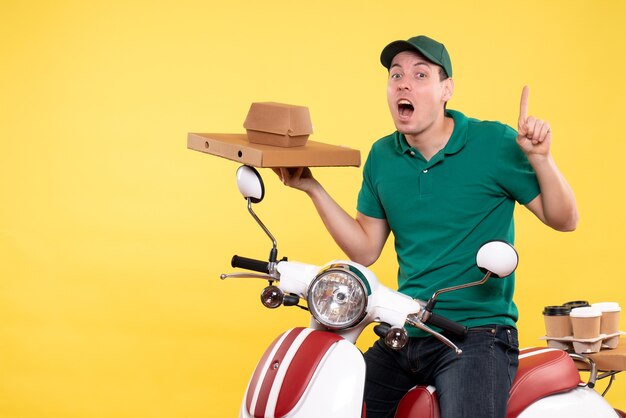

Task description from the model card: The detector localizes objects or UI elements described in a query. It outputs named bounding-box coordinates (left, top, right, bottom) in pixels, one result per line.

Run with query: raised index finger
left=519, top=85, right=529, bottom=123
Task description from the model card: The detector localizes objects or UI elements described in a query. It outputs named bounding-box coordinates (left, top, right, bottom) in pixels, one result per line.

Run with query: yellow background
left=2, top=0, right=625, bottom=416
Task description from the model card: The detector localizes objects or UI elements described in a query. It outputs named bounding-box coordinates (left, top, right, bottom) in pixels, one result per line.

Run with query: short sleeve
left=496, top=125, right=541, bottom=205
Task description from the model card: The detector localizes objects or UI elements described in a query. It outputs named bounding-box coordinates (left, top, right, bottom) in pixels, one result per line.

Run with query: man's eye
left=416, top=72, right=426, bottom=79
left=390, top=73, right=402, bottom=80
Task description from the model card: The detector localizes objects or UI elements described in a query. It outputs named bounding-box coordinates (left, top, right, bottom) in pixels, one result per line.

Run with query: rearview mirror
left=476, top=241, right=518, bottom=278
left=424, top=240, right=519, bottom=313
left=236, top=165, right=264, bottom=203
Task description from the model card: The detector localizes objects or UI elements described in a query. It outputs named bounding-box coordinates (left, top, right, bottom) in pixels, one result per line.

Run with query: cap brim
left=380, top=40, right=442, bottom=71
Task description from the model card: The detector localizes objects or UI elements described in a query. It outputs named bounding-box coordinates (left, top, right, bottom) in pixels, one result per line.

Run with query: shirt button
left=410, top=151, right=415, bottom=156
left=423, top=169, right=428, bottom=173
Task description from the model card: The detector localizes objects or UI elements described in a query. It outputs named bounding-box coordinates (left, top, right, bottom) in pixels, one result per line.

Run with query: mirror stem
left=426, top=271, right=492, bottom=312
left=247, top=198, right=278, bottom=263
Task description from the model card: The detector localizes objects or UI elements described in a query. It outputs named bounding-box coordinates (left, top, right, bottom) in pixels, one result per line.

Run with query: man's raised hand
left=517, top=85, right=552, bottom=157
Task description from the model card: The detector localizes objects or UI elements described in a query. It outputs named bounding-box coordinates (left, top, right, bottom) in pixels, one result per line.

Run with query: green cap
left=380, top=35, right=452, bottom=78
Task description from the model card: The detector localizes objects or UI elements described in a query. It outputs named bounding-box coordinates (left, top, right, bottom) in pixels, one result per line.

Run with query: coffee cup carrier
left=540, top=331, right=625, bottom=354
left=541, top=301, right=623, bottom=354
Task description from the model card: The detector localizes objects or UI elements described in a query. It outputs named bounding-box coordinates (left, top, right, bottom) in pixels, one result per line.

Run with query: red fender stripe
left=252, top=328, right=305, bottom=417
left=245, top=328, right=304, bottom=416
left=274, top=330, right=343, bottom=417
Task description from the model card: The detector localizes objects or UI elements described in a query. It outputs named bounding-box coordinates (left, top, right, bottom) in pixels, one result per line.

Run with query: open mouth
left=398, top=99, right=414, bottom=117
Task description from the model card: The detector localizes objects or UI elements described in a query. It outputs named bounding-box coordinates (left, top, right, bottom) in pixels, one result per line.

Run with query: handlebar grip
left=425, top=312, right=468, bottom=337
left=231, top=255, right=270, bottom=273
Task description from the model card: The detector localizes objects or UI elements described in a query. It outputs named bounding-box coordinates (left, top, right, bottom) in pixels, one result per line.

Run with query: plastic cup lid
left=591, top=302, right=621, bottom=312
left=543, top=305, right=571, bottom=315
left=563, top=300, right=590, bottom=308
left=570, top=306, right=602, bottom=318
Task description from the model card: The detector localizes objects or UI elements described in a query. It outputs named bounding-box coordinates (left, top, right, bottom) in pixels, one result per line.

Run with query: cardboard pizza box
left=187, top=133, right=360, bottom=168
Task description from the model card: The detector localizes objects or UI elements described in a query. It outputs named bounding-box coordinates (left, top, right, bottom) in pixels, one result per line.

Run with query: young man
left=274, top=35, right=577, bottom=418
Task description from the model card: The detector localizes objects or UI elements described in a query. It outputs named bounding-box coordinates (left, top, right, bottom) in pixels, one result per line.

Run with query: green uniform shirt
left=357, top=110, right=540, bottom=337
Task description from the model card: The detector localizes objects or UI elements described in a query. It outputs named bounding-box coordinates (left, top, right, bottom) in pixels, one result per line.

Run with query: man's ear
left=442, top=78, right=454, bottom=103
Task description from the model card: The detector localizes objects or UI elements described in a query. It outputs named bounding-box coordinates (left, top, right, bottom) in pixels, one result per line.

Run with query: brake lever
left=406, top=313, right=463, bottom=356
left=220, top=272, right=277, bottom=280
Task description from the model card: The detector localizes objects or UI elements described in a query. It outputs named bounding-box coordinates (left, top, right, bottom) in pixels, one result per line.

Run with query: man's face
left=386, top=50, right=452, bottom=138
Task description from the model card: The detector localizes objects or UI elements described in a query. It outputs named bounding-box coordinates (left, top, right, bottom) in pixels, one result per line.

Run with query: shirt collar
left=394, top=109, right=468, bottom=156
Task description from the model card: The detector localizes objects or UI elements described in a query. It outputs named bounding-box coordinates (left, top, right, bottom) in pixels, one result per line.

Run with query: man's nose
left=397, top=79, right=411, bottom=90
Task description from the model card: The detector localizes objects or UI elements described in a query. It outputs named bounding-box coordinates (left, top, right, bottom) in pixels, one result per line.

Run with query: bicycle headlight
left=307, top=264, right=369, bottom=330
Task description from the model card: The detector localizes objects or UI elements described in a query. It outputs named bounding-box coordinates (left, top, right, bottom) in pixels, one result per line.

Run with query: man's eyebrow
left=390, top=61, right=431, bottom=70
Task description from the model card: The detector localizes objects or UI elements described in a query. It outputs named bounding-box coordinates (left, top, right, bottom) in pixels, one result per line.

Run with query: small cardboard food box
left=243, top=102, right=313, bottom=147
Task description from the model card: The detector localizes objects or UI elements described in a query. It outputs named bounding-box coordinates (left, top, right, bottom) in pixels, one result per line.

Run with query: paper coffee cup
left=543, top=305, right=572, bottom=337
left=591, top=302, right=621, bottom=334
left=592, top=302, right=621, bottom=348
left=570, top=307, right=602, bottom=339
